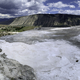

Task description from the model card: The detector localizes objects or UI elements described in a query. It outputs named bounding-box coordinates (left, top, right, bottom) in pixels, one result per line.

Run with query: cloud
left=47, top=1, right=75, bottom=8
left=59, top=10, right=80, bottom=15
left=0, top=13, right=14, bottom=18
left=0, top=0, right=78, bottom=18
left=75, top=1, right=80, bottom=7
left=50, top=8, right=80, bottom=15
left=0, top=0, right=48, bottom=18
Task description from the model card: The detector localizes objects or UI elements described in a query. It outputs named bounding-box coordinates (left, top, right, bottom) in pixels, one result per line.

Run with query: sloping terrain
left=0, top=26, right=80, bottom=80
left=10, top=14, right=80, bottom=27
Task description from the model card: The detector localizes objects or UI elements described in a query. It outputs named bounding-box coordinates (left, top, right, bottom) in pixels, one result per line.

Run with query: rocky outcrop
left=10, top=14, right=80, bottom=27
left=0, top=50, right=36, bottom=80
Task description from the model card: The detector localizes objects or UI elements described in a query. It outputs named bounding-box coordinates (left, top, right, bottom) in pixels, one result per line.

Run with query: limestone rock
left=0, top=53, right=36, bottom=80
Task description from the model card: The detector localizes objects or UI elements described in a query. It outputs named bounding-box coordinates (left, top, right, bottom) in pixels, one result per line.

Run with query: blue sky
left=0, top=0, right=80, bottom=18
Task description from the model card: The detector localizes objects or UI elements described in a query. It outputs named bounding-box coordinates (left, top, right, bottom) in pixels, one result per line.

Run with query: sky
left=0, top=0, right=80, bottom=18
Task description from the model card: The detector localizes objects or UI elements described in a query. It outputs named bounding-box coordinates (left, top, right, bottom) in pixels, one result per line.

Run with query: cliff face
left=10, top=15, right=38, bottom=26
left=10, top=14, right=80, bottom=27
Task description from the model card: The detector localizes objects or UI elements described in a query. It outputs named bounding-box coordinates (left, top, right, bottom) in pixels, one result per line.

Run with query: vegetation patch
left=0, top=25, right=40, bottom=37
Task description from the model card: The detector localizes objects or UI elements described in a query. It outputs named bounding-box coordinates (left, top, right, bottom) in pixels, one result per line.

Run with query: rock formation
left=0, top=50, right=36, bottom=80
left=10, top=14, right=80, bottom=27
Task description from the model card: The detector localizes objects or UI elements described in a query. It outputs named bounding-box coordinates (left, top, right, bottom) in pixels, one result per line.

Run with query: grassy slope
left=0, top=25, right=40, bottom=37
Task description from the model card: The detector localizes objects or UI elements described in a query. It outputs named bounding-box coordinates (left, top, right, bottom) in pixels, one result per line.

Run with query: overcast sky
left=0, top=0, right=80, bottom=18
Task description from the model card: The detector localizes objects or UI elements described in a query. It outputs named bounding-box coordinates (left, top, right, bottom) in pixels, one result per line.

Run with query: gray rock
left=0, top=53, right=36, bottom=80
left=0, top=48, right=2, bottom=52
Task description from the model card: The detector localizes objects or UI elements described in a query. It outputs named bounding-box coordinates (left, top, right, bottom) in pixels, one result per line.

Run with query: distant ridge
left=0, top=18, right=15, bottom=25
left=2, top=14, right=80, bottom=27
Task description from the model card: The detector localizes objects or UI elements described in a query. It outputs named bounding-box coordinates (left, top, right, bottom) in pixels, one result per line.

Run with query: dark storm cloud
left=0, top=7, right=18, bottom=14
left=0, top=0, right=22, bottom=17
left=0, top=1, right=19, bottom=9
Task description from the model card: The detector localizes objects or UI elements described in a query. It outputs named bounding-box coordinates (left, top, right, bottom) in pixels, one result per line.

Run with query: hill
left=0, top=18, right=15, bottom=25
left=10, top=14, right=80, bottom=27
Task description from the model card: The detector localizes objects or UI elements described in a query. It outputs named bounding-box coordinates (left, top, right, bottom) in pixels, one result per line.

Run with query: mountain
left=0, top=14, right=80, bottom=27
left=10, top=14, right=80, bottom=27
left=0, top=18, right=15, bottom=25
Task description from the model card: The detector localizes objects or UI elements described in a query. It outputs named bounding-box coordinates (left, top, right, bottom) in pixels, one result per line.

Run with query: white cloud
left=47, top=1, right=75, bottom=8
left=50, top=8, right=80, bottom=15
left=75, top=1, right=80, bottom=7
left=59, top=10, right=80, bottom=15
left=0, top=13, right=14, bottom=18
left=20, top=9, right=28, bottom=13
left=18, top=0, right=49, bottom=15
left=51, top=9, right=62, bottom=12
left=17, top=0, right=49, bottom=16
